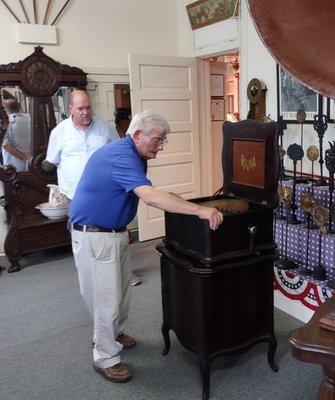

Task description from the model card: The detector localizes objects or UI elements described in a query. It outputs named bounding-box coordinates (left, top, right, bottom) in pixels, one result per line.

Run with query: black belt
left=72, top=224, right=127, bottom=233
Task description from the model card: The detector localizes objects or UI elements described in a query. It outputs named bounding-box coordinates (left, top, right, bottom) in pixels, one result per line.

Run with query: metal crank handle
left=248, top=226, right=257, bottom=250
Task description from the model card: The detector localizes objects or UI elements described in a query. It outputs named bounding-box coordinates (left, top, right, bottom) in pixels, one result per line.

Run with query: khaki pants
left=71, top=229, right=131, bottom=368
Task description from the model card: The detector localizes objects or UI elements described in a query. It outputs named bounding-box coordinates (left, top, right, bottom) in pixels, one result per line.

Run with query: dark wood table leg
left=267, top=335, right=279, bottom=372
left=161, top=323, right=171, bottom=356
left=290, top=297, right=335, bottom=400
left=317, top=364, right=335, bottom=400
left=200, top=355, right=210, bottom=400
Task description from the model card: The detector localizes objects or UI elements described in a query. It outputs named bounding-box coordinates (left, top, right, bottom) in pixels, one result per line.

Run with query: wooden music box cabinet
left=156, top=120, right=280, bottom=400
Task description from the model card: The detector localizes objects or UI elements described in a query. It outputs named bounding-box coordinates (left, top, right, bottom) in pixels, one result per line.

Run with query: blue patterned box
left=274, top=219, right=285, bottom=256
left=275, top=220, right=301, bottom=262
left=322, top=234, right=335, bottom=279
left=286, top=223, right=301, bottom=263
left=299, top=227, right=323, bottom=268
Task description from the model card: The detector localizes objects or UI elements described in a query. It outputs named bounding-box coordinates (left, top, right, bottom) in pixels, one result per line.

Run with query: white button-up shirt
left=46, top=116, right=119, bottom=199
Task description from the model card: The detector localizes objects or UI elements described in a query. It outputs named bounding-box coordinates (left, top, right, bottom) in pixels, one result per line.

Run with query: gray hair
left=127, top=110, right=171, bottom=138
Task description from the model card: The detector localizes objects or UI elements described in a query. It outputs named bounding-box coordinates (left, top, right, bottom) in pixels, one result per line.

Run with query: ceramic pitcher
left=47, top=184, right=68, bottom=208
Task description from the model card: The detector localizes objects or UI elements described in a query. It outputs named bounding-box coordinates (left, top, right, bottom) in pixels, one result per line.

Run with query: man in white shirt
left=46, top=90, right=141, bottom=286
left=2, top=99, right=30, bottom=170
left=46, top=90, right=118, bottom=200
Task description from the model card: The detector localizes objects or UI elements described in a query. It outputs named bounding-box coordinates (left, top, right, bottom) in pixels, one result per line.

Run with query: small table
left=290, top=296, right=335, bottom=400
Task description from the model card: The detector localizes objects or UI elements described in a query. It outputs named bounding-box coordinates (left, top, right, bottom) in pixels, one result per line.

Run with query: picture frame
left=326, top=97, right=335, bottom=122
left=211, top=99, right=225, bottom=121
left=210, top=74, right=224, bottom=97
left=186, top=0, right=238, bottom=31
left=277, top=65, right=319, bottom=123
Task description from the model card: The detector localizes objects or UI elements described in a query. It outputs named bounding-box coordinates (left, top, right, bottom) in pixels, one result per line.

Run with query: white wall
left=0, top=0, right=181, bottom=69
left=239, top=0, right=277, bottom=120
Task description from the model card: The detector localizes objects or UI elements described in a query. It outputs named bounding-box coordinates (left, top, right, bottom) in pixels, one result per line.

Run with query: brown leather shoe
left=93, top=362, right=132, bottom=383
left=116, top=333, right=137, bottom=349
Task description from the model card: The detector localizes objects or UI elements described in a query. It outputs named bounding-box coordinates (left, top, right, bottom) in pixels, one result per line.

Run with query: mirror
left=0, top=87, right=31, bottom=171
left=0, top=86, right=74, bottom=171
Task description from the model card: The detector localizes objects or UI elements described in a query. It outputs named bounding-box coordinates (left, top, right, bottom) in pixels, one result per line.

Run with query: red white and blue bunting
left=274, top=268, right=333, bottom=311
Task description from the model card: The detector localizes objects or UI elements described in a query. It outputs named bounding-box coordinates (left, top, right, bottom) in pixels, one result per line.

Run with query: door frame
left=196, top=49, right=240, bottom=197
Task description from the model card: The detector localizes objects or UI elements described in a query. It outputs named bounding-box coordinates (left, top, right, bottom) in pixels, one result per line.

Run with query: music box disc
left=307, top=145, right=319, bottom=161
left=300, top=193, right=316, bottom=213
left=331, top=203, right=335, bottom=220
left=312, top=203, right=329, bottom=232
left=280, top=186, right=292, bottom=204
left=287, top=143, right=304, bottom=161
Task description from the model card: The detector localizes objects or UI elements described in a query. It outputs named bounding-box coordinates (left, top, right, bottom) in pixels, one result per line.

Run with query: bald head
left=69, top=90, right=92, bottom=130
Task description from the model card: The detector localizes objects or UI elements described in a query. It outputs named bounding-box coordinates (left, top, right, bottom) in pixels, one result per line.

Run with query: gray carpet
left=0, top=239, right=321, bottom=400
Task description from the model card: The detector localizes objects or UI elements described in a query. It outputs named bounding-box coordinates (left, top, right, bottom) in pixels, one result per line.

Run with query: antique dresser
left=156, top=120, right=279, bottom=400
left=0, top=47, right=87, bottom=272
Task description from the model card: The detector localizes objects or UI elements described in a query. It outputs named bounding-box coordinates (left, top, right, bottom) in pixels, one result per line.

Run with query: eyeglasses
left=138, top=130, right=168, bottom=146
left=150, top=137, right=168, bottom=146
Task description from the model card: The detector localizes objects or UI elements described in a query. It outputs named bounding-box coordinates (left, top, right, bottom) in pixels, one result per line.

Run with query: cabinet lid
left=222, top=120, right=279, bottom=207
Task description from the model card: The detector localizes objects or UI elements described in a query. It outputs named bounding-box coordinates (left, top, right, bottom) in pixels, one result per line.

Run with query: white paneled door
left=128, top=54, right=200, bottom=241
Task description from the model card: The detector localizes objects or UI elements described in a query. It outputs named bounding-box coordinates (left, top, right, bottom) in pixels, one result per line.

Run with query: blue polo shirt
left=69, top=135, right=151, bottom=228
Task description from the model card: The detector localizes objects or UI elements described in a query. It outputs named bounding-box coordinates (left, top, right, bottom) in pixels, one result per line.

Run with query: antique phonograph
left=247, top=1, right=335, bottom=98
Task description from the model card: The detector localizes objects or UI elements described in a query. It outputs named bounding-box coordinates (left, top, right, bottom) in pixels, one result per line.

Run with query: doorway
left=199, top=52, right=240, bottom=195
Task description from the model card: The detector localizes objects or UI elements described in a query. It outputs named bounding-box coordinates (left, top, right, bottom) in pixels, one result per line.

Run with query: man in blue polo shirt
left=70, top=110, right=223, bottom=383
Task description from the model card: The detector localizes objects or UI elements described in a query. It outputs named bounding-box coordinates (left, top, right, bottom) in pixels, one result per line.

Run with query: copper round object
left=307, top=145, right=319, bottom=162
left=312, top=203, right=328, bottom=231
left=247, top=0, right=335, bottom=98
left=300, top=193, right=316, bottom=213
left=280, top=186, right=292, bottom=205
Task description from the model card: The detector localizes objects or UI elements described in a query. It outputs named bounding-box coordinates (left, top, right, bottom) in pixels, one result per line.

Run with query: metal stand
left=300, top=213, right=316, bottom=276
left=288, top=160, right=301, bottom=225
left=313, top=114, right=328, bottom=186
left=312, top=232, right=327, bottom=281
left=278, top=116, right=289, bottom=180
left=275, top=219, right=297, bottom=270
